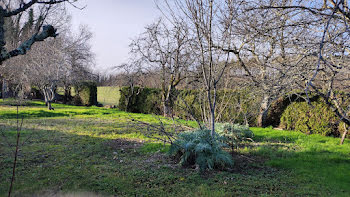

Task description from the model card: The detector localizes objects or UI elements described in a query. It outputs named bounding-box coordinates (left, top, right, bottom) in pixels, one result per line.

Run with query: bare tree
left=222, top=1, right=314, bottom=127
left=254, top=0, right=350, bottom=143
left=61, top=24, right=95, bottom=103
left=23, top=33, right=66, bottom=109
left=130, top=19, right=193, bottom=117
left=160, top=0, right=247, bottom=135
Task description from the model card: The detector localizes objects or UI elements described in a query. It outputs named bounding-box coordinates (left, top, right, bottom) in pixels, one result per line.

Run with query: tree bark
left=2, top=78, right=6, bottom=99
left=257, top=94, right=270, bottom=127
left=42, top=85, right=55, bottom=110
left=340, top=124, right=348, bottom=145
left=163, top=99, right=172, bottom=117
left=163, top=85, right=175, bottom=117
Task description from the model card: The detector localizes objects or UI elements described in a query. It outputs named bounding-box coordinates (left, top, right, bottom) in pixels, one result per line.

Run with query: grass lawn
left=0, top=99, right=349, bottom=196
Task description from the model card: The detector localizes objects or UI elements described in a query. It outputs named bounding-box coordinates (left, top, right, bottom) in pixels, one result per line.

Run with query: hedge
left=73, top=81, right=97, bottom=106
left=118, top=86, right=260, bottom=125
left=118, top=86, right=162, bottom=114
left=265, top=94, right=320, bottom=127
left=118, top=86, right=349, bottom=137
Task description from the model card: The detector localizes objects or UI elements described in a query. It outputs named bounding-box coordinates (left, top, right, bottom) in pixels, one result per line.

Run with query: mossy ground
left=0, top=99, right=349, bottom=196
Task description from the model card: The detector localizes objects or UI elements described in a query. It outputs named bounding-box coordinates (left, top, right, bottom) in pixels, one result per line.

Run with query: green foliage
left=175, top=88, right=260, bottom=125
left=266, top=94, right=320, bottom=127
left=73, top=81, right=97, bottom=106
left=119, top=86, right=260, bottom=125
left=119, top=86, right=162, bottom=114
left=173, top=89, right=202, bottom=120
left=280, top=99, right=339, bottom=136
left=216, top=123, right=254, bottom=150
left=169, top=129, right=233, bottom=172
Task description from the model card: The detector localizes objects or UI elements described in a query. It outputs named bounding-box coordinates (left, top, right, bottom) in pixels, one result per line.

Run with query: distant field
left=97, top=86, right=120, bottom=106
left=57, top=86, right=120, bottom=106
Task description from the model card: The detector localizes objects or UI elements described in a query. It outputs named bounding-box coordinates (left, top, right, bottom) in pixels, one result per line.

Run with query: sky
left=67, top=0, right=162, bottom=74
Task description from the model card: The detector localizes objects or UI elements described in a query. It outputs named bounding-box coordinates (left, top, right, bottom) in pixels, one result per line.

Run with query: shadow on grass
left=0, top=123, right=147, bottom=196
left=0, top=110, right=78, bottom=119
left=0, top=99, right=46, bottom=107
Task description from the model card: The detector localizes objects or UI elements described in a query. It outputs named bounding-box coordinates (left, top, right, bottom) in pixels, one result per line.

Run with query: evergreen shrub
left=73, top=81, right=97, bottom=106
left=280, top=99, right=339, bottom=136
left=169, top=129, right=233, bottom=172
left=118, top=86, right=162, bottom=114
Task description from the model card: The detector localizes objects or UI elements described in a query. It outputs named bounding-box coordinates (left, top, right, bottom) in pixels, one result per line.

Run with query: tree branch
left=0, top=25, right=58, bottom=64
left=4, top=0, right=70, bottom=17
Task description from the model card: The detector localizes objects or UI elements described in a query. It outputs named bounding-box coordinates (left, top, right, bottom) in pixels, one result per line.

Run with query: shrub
left=169, top=129, right=233, bottom=172
left=118, top=86, right=162, bottom=114
left=73, top=81, right=97, bottom=106
left=216, top=123, right=254, bottom=151
left=280, top=100, right=339, bottom=136
left=266, top=93, right=320, bottom=127
left=175, top=89, right=260, bottom=125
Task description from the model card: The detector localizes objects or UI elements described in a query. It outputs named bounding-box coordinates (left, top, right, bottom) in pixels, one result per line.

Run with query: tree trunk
left=163, top=98, right=172, bottom=117
left=42, top=85, right=55, bottom=110
left=126, top=85, right=135, bottom=112
left=163, top=85, right=175, bottom=117
left=43, top=88, right=49, bottom=109
left=340, top=125, right=348, bottom=145
left=2, top=78, right=6, bottom=99
left=210, top=107, right=215, bottom=136
left=47, top=101, right=53, bottom=110
left=257, top=94, right=270, bottom=127
left=63, top=85, right=71, bottom=104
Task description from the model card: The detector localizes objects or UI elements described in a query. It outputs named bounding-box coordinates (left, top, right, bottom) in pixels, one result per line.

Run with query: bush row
left=118, top=86, right=260, bottom=125
left=119, top=86, right=349, bottom=137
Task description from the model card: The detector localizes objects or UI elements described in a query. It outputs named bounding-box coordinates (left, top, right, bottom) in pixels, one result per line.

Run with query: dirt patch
left=228, top=152, right=267, bottom=174
left=106, top=138, right=276, bottom=176
left=142, top=152, right=179, bottom=169
left=106, top=138, right=144, bottom=151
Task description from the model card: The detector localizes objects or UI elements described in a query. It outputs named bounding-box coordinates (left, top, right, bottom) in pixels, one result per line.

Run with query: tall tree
left=131, top=19, right=193, bottom=117
left=160, top=0, right=239, bottom=134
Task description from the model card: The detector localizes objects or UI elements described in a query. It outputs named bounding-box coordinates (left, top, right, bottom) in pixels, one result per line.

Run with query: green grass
left=97, top=86, right=120, bottom=106
left=57, top=86, right=120, bottom=106
left=250, top=127, right=350, bottom=195
left=0, top=100, right=349, bottom=196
